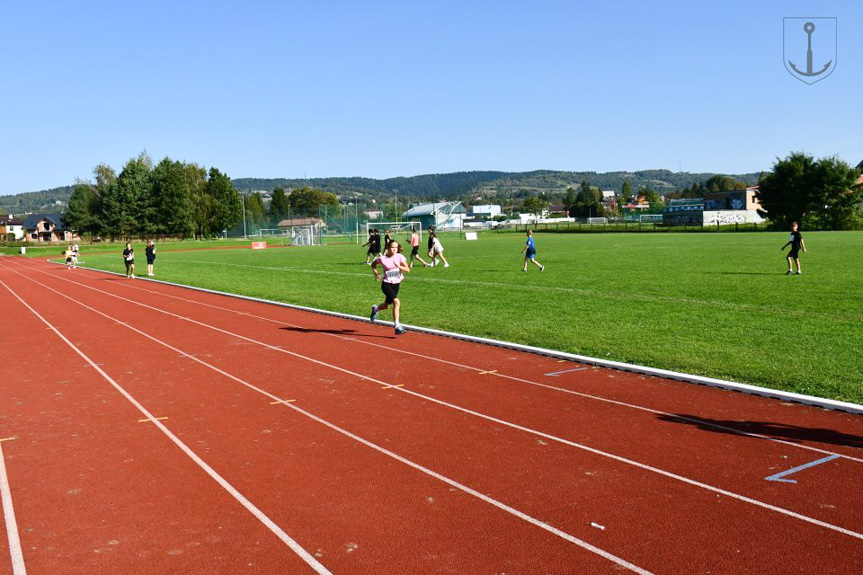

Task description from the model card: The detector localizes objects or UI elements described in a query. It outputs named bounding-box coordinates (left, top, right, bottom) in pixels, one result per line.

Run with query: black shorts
left=381, top=281, right=401, bottom=304
left=787, top=248, right=800, bottom=259
left=411, top=246, right=419, bottom=256
left=146, top=256, right=156, bottom=264
left=124, top=259, right=134, bottom=269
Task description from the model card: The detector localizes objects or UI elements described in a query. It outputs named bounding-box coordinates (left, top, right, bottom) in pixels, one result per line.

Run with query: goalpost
left=255, top=226, right=321, bottom=245
left=364, top=221, right=422, bottom=242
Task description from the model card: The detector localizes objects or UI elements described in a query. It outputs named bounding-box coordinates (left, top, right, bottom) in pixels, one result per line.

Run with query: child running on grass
left=370, top=239, right=412, bottom=335
left=427, top=230, right=449, bottom=268
left=408, top=228, right=430, bottom=268
left=521, top=229, right=545, bottom=272
left=780, top=221, right=807, bottom=275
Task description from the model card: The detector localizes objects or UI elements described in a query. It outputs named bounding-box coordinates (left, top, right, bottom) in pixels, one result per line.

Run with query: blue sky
left=0, top=0, right=859, bottom=194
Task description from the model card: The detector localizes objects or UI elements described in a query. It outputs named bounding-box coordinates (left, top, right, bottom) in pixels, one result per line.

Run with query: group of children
left=63, top=243, right=80, bottom=269
left=364, top=227, right=449, bottom=269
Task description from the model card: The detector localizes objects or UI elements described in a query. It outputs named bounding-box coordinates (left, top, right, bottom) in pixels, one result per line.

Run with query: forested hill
left=1, top=169, right=761, bottom=214
left=232, top=169, right=761, bottom=199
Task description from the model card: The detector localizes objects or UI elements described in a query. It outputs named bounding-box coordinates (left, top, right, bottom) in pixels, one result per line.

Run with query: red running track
left=0, top=256, right=860, bottom=574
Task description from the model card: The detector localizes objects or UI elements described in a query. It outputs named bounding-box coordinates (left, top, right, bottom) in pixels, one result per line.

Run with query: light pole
left=241, top=192, right=247, bottom=239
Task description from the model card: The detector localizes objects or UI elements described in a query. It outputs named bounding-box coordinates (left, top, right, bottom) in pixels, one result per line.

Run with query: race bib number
left=384, top=268, right=401, bottom=282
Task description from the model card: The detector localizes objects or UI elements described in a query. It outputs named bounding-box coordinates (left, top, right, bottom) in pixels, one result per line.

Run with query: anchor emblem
left=783, top=17, right=837, bottom=85
left=788, top=22, right=831, bottom=77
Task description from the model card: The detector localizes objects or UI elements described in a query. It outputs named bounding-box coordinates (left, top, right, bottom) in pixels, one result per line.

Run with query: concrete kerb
left=51, top=260, right=863, bottom=416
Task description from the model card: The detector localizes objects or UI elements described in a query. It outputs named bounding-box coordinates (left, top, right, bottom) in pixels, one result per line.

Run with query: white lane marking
left=0, top=279, right=332, bottom=575
left=92, top=271, right=863, bottom=466
left=544, top=368, right=590, bottom=376
left=0, top=441, right=26, bottom=575
left=3, top=272, right=652, bottom=574
left=9, top=262, right=863, bottom=540
left=765, top=455, right=842, bottom=484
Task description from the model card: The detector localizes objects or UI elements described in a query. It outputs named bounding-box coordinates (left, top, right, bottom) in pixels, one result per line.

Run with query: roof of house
left=24, top=213, right=65, bottom=231
left=403, top=202, right=466, bottom=217
left=276, top=217, right=322, bottom=227
left=0, top=216, right=23, bottom=225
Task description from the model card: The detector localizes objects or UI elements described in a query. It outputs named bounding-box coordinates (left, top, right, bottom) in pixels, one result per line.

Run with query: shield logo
left=783, top=17, right=837, bottom=85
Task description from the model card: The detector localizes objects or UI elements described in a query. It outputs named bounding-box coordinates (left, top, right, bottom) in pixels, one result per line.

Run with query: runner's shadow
left=279, top=326, right=395, bottom=340
left=658, top=414, right=863, bottom=449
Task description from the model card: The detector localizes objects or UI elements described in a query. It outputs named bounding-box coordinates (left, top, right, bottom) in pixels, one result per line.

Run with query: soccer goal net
left=290, top=225, right=321, bottom=246
left=364, top=221, right=422, bottom=242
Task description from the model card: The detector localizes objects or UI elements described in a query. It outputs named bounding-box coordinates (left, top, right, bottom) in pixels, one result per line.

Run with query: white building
left=471, top=204, right=501, bottom=218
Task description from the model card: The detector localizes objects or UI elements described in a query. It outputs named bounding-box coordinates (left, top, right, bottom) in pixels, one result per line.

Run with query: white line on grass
left=169, top=258, right=860, bottom=322
left=13, top=262, right=863, bottom=541
left=3, top=269, right=653, bottom=574
left=100, top=273, right=863, bottom=466
left=0, top=440, right=26, bottom=575
left=0, top=278, right=333, bottom=575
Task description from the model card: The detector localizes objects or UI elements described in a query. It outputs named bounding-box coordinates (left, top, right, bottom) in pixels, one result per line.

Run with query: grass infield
left=35, top=230, right=863, bottom=404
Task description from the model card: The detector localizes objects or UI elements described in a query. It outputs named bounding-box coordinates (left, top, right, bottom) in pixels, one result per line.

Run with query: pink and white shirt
left=374, top=253, right=407, bottom=284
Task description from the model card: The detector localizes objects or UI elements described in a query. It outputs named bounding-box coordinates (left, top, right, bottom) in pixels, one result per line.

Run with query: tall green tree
left=63, top=182, right=102, bottom=237
left=758, top=152, right=862, bottom=229
left=151, top=157, right=194, bottom=237
left=269, top=187, right=291, bottom=222
left=204, top=168, right=242, bottom=236
left=246, top=192, right=266, bottom=231
left=621, top=180, right=633, bottom=202
left=522, top=195, right=549, bottom=223
left=288, top=187, right=339, bottom=216
left=103, top=152, right=153, bottom=238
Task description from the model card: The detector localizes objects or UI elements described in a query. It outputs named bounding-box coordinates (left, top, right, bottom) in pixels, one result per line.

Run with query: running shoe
left=394, top=326, right=406, bottom=335
left=540, top=265, right=545, bottom=272
left=370, top=305, right=378, bottom=323
left=443, top=262, right=449, bottom=268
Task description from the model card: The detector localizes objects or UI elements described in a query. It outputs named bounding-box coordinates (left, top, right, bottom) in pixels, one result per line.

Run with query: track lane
left=12, top=259, right=861, bottom=533
left=0, top=262, right=649, bottom=573
left=0, top=276, right=329, bottom=574
left=3, top=258, right=860, bottom=572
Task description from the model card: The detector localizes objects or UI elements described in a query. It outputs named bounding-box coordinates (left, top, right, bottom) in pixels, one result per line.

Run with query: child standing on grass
left=145, top=240, right=156, bottom=276
left=122, top=242, right=135, bottom=279
left=521, top=230, right=545, bottom=272
left=780, top=221, right=807, bottom=275
left=370, top=240, right=412, bottom=335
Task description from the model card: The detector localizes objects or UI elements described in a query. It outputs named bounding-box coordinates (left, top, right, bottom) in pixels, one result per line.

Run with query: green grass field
left=34, top=230, right=863, bottom=404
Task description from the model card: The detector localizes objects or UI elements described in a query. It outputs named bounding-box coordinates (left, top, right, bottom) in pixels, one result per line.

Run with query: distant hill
left=1, top=169, right=761, bottom=214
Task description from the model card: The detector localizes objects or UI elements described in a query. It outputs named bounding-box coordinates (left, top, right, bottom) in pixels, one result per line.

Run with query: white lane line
left=97, top=272, right=863, bottom=466
left=765, top=455, right=842, bottom=484
left=0, top=279, right=332, bottom=575
left=0, top=440, right=26, bottom=575
left=3, top=269, right=652, bottom=574
left=545, top=368, right=590, bottom=376
left=10, top=262, right=863, bottom=541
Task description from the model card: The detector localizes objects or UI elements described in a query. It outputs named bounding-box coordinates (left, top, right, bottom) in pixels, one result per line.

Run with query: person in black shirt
left=780, top=221, right=807, bottom=275
left=122, top=242, right=135, bottom=279
left=145, top=240, right=156, bottom=277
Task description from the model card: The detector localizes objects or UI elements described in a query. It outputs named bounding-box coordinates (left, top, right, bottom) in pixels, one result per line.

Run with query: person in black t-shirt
left=780, top=221, right=807, bottom=275
left=145, top=240, right=156, bottom=277
left=122, top=242, right=135, bottom=279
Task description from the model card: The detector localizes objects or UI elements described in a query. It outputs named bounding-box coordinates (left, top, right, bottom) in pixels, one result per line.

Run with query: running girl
left=370, top=240, right=412, bottom=335
left=408, top=228, right=429, bottom=268
left=521, top=230, right=545, bottom=272
left=428, top=230, right=449, bottom=268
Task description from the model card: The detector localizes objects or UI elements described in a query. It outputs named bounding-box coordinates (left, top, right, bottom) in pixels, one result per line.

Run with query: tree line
left=64, top=152, right=242, bottom=239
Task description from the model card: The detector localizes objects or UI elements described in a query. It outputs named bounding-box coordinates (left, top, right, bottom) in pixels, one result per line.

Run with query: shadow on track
left=658, top=413, right=863, bottom=449
left=279, top=326, right=398, bottom=339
